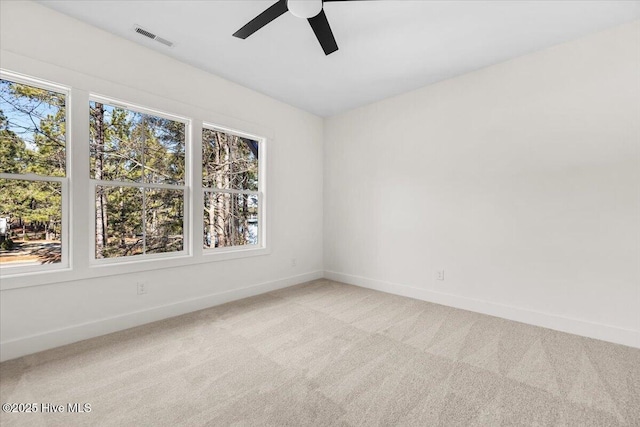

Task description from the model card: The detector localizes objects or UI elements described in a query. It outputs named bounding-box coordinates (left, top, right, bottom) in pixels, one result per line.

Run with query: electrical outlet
left=436, top=270, right=445, bottom=281
left=137, top=282, right=148, bottom=295
left=291, top=258, right=297, bottom=267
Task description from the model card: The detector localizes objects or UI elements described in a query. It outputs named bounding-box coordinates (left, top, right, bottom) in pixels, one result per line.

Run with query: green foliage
left=0, top=79, right=66, bottom=177
left=0, top=238, right=13, bottom=251
left=1, top=80, right=64, bottom=250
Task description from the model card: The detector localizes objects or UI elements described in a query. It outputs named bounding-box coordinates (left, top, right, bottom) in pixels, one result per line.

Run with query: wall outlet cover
left=137, top=282, right=148, bottom=295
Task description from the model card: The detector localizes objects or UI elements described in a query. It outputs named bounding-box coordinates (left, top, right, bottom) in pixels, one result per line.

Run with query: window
left=89, top=98, right=188, bottom=260
left=0, top=75, right=69, bottom=273
left=1, top=69, right=269, bottom=288
left=202, top=126, right=262, bottom=251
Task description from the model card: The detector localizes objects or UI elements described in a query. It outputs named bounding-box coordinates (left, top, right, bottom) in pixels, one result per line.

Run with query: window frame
left=0, top=66, right=271, bottom=290
left=0, top=70, right=71, bottom=276
left=88, top=94, right=191, bottom=266
left=201, top=123, right=267, bottom=256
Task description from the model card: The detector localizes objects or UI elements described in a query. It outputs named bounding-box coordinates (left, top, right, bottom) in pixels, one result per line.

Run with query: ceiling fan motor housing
left=288, top=0, right=323, bottom=19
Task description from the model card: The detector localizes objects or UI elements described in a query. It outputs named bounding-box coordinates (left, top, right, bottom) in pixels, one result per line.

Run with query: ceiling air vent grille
left=154, top=37, right=174, bottom=47
left=134, top=26, right=174, bottom=48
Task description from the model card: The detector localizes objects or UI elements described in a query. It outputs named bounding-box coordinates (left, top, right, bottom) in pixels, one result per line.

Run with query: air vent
left=135, top=27, right=156, bottom=39
left=134, top=26, right=174, bottom=48
left=154, top=37, right=173, bottom=47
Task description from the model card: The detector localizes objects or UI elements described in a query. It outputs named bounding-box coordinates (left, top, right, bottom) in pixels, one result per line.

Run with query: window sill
left=0, top=246, right=271, bottom=291
left=202, top=246, right=269, bottom=262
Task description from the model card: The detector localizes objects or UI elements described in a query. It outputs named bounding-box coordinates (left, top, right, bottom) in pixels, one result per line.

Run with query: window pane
left=96, top=185, right=143, bottom=259
left=0, top=79, right=66, bottom=177
left=202, top=128, right=258, bottom=191
left=90, top=102, right=143, bottom=183
left=90, top=102, right=185, bottom=184
left=203, top=192, right=258, bottom=249
left=145, top=188, right=184, bottom=254
left=96, top=186, right=184, bottom=259
left=0, top=179, right=62, bottom=267
left=145, top=116, right=185, bottom=185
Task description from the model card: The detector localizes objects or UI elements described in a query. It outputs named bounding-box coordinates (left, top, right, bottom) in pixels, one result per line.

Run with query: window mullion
left=191, top=120, right=204, bottom=259
left=88, top=180, right=184, bottom=191
left=0, top=173, right=67, bottom=183
left=202, top=188, right=260, bottom=196
left=70, top=88, right=91, bottom=272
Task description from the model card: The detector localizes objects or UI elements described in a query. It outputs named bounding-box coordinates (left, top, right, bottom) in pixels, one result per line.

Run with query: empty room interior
left=0, top=0, right=639, bottom=425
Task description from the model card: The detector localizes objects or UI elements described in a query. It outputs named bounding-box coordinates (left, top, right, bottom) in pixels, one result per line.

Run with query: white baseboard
left=324, top=270, right=640, bottom=349
left=0, top=270, right=323, bottom=362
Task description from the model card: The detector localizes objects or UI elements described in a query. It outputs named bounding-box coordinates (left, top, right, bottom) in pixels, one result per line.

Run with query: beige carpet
left=1, top=279, right=639, bottom=426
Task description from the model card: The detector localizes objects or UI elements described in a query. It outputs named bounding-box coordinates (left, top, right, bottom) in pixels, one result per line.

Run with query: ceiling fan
left=233, top=0, right=362, bottom=56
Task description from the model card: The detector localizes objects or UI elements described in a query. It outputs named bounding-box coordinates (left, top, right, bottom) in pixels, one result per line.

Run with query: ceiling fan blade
left=308, top=10, right=339, bottom=55
left=233, top=0, right=288, bottom=39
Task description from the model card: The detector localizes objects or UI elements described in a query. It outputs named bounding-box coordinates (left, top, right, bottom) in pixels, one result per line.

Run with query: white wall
left=0, top=1, right=324, bottom=361
left=324, top=21, right=640, bottom=348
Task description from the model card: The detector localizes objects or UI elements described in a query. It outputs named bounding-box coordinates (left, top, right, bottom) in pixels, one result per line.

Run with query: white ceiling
left=39, top=0, right=639, bottom=117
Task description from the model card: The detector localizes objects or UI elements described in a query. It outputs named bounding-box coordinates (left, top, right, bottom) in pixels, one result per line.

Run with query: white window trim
left=201, top=123, right=267, bottom=255
left=90, top=94, right=190, bottom=125
left=0, top=70, right=71, bottom=277
left=88, top=94, right=191, bottom=266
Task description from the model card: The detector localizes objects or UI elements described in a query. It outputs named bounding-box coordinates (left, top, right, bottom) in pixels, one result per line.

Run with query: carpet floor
left=1, top=279, right=639, bottom=426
